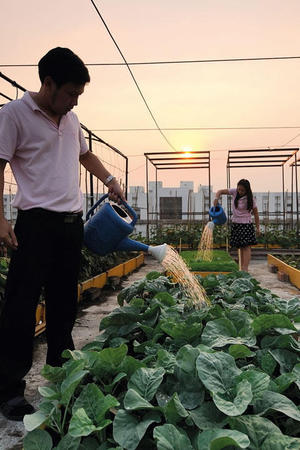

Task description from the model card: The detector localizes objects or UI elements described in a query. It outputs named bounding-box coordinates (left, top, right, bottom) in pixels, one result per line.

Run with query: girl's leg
left=240, top=246, right=251, bottom=272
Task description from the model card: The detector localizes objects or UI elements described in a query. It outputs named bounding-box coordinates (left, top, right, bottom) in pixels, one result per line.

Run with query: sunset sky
left=2, top=0, right=300, bottom=193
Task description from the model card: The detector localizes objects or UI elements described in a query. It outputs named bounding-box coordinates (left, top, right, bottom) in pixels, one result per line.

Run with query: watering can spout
left=115, top=237, right=149, bottom=253
left=148, top=243, right=168, bottom=263
left=116, top=239, right=168, bottom=263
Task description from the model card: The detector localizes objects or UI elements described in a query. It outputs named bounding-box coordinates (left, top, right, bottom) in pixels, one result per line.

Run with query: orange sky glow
left=2, top=0, right=300, bottom=194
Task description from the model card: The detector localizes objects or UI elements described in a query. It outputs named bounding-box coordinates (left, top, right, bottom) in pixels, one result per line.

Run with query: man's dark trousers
left=0, top=208, right=83, bottom=402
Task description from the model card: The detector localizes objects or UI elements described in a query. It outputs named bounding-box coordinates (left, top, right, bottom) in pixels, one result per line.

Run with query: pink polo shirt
left=228, top=188, right=256, bottom=224
left=0, top=91, right=88, bottom=212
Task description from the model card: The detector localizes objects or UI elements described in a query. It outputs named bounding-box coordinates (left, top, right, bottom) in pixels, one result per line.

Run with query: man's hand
left=0, top=217, right=18, bottom=250
left=108, top=179, right=126, bottom=203
left=213, top=198, right=219, bottom=207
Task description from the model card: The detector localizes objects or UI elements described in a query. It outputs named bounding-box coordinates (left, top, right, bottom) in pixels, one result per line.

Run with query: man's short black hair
left=38, top=47, right=90, bottom=88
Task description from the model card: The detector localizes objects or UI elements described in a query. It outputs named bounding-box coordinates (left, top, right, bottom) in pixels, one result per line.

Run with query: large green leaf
left=189, top=402, right=227, bottom=430
left=175, top=344, right=200, bottom=373
left=261, top=432, right=300, bottom=449
left=212, top=379, right=252, bottom=416
left=254, top=390, right=300, bottom=421
left=161, top=320, right=202, bottom=343
left=102, top=305, right=142, bottom=329
left=229, top=344, right=255, bottom=359
left=163, top=392, right=189, bottom=424
left=255, top=349, right=277, bottom=375
left=119, top=355, right=145, bottom=378
left=72, top=383, right=119, bottom=424
left=196, top=351, right=241, bottom=393
left=236, top=369, right=270, bottom=403
left=23, top=429, right=53, bottom=450
left=260, top=334, right=300, bottom=353
left=173, top=344, right=205, bottom=409
left=153, top=423, right=194, bottom=450
left=113, top=409, right=161, bottom=450
left=272, top=296, right=300, bottom=319
left=269, top=349, right=300, bottom=373
left=61, top=369, right=89, bottom=405
left=24, top=411, right=48, bottom=432
left=273, top=372, right=297, bottom=393
left=124, top=388, right=155, bottom=410
left=153, top=291, right=177, bottom=307
left=201, top=316, right=256, bottom=348
left=156, top=349, right=176, bottom=373
left=55, top=434, right=81, bottom=449
left=128, top=367, right=165, bottom=401
left=252, top=314, right=296, bottom=336
left=68, top=408, right=111, bottom=437
left=90, top=344, right=128, bottom=381
left=229, top=415, right=282, bottom=449
left=230, top=278, right=255, bottom=295
left=194, top=428, right=250, bottom=450
left=292, top=363, right=300, bottom=389
left=41, top=365, right=65, bottom=383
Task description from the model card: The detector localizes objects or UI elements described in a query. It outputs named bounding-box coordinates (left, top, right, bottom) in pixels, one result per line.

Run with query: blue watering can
left=209, top=204, right=227, bottom=225
left=84, top=194, right=167, bottom=262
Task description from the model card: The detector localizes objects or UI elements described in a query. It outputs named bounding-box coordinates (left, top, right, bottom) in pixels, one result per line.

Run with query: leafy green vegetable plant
left=23, top=271, right=300, bottom=449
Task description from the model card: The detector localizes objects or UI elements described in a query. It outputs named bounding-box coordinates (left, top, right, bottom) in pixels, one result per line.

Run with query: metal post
left=208, top=152, right=211, bottom=214
left=89, top=132, right=94, bottom=209
left=125, top=156, right=128, bottom=200
left=282, top=165, right=285, bottom=230
left=291, top=163, right=294, bottom=230
left=146, top=157, right=149, bottom=241
left=155, top=168, right=158, bottom=229
left=295, top=156, right=299, bottom=242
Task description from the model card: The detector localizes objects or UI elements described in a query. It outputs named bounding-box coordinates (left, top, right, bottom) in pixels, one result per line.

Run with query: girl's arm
left=253, top=206, right=260, bottom=235
left=214, top=189, right=230, bottom=206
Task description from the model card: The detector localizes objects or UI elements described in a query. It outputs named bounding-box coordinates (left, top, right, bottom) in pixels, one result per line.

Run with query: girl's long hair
left=234, top=179, right=253, bottom=211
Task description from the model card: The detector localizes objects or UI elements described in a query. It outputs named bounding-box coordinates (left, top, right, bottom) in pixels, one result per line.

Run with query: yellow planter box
left=35, top=303, right=45, bottom=326
left=107, top=263, right=125, bottom=278
left=92, top=272, right=107, bottom=289
left=124, top=258, right=137, bottom=275
left=136, top=253, right=144, bottom=267
left=267, top=254, right=300, bottom=290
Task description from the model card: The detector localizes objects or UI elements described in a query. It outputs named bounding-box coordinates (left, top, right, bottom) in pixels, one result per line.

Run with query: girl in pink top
left=214, top=179, right=260, bottom=272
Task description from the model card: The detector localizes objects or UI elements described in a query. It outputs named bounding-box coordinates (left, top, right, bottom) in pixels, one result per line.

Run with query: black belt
left=18, top=208, right=83, bottom=224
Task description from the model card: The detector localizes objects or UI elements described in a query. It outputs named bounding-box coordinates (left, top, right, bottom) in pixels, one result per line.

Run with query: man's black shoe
left=0, top=395, right=35, bottom=421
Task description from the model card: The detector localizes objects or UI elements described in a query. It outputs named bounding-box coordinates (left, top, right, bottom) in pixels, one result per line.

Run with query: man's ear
left=43, top=76, right=55, bottom=90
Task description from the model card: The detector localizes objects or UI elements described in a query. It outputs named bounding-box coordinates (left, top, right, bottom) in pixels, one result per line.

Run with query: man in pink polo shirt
left=0, top=47, right=125, bottom=421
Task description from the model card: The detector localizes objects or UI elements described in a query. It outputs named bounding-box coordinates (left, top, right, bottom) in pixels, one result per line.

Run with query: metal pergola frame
left=144, top=151, right=211, bottom=239
left=226, top=148, right=299, bottom=231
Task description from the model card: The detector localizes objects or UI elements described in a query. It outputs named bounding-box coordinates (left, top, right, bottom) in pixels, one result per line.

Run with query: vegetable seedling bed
left=180, top=249, right=238, bottom=273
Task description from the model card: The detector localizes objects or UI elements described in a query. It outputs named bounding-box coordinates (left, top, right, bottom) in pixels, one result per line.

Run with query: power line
left=92, top=126, right=300, bottom=132
left=281, top=131, right=300, bottom=147
left=2, top=55, right=300, bottom=67
left=89, top=0, right=177, bottom=152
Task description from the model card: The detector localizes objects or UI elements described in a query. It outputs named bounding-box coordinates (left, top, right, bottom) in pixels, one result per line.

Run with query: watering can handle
left=85, top=193, right=138, bottom=226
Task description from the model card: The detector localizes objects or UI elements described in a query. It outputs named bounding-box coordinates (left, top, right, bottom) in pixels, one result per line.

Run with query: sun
left=182, top=146, right=192, bottom=157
